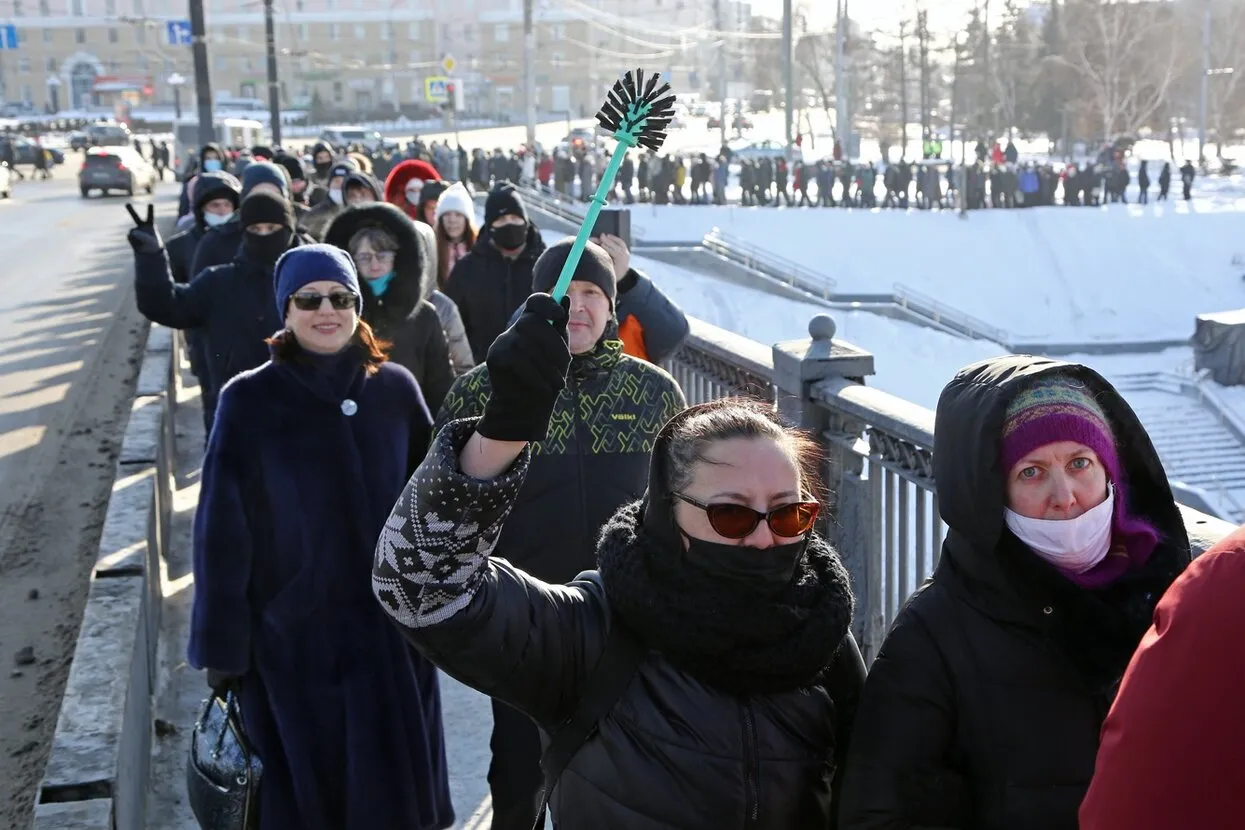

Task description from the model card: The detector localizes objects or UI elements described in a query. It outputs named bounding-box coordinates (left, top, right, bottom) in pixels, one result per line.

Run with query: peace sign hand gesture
left=125, top=203, right=163, bottom=255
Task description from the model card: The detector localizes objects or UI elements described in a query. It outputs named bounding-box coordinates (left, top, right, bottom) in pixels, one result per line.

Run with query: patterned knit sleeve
left=372, top=416, right=530, bottom=630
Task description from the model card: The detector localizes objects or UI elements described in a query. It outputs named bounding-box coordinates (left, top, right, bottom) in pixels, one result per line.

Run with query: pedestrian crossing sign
left=425, top=76, right=450, bottom=103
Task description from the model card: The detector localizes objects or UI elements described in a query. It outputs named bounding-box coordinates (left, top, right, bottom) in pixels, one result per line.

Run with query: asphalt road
left=0, top=165, right=168, bottom=829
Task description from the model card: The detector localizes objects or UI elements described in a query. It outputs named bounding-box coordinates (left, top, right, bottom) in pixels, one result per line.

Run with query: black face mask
left=314, top=160, right=332, bottom=176
left=681, top=532, right=808, bottom=592
left=491, top=222, right=527, bottom=250
left=243, top=229, right=291, bottom=266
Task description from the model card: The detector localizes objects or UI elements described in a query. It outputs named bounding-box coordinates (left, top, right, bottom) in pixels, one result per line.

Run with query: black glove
left=205, top=669, right=240, bottom=695
left=125, top=203, right=163, bottom=255
left=477, top=293, right=571, bottom=442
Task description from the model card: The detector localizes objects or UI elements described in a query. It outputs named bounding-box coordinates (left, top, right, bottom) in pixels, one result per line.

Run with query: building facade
left=0, top=0, right=748, bottom=117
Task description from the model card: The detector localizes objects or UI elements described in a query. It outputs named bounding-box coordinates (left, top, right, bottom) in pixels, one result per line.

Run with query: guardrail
left=32, top=324, right=178, bottom=830
left=666, top=313, right=1236, bottom=662
left=702, top=228, right=839, bottom=300
left=891, top=282, right=1012, bottom=342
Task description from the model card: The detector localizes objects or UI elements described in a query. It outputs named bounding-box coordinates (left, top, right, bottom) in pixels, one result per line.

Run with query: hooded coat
left=324, top=203, right=455, bottom=413
left=135, top=233, right=303, bottom=430
left=837, top=356, right=1190, bottom=830
left=384, top=159, right=443, bottom=221
left=443, top=223, right=547, bottom=363
left=190, top=353, right=453, bottom=830
left=373, top=417, right=866, bottom=830
left=178, top=141, right=225, bottom=218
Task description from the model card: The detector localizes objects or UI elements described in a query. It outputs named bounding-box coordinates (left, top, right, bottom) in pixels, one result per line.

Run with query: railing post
left=773, top=315, right=877, bottom=639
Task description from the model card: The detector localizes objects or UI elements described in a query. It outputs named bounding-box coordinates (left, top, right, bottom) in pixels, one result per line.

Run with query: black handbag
left=186, top=688, right=263, bottom=830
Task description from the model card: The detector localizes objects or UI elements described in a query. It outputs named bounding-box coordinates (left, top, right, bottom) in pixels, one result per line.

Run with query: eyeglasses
left=673, top=493, right=821, bottom=540
left=289, top=291, right=357, bottom=311
left=353, top=251, right=396, bottom=267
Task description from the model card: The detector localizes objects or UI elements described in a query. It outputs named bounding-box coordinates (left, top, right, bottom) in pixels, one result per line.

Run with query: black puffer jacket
left=324, top=202, right=454, bottom=413
left=373, top=420, right=865, bottom=830
left=838, top=356, right=1190, bottom=830
left=443, top=222, right=546, bottom=363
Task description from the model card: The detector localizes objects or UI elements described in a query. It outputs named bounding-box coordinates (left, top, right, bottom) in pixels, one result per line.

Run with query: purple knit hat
left=1001, top=376, right=1119, bottom=481
left=1001, top=374, right=1159, bottom=586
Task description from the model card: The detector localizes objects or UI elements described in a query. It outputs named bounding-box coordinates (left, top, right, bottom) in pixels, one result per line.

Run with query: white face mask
left=1004, top=483, right=1115, bottom=574
left=203, top=211, right=233, bottom=228
left=328, top=187, right=343, bottom=206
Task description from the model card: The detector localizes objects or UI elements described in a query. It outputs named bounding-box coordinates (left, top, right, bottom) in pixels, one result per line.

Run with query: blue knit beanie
left=241, top=160, right=290, bottom=199
left=273, top=244, right=362, bottom=319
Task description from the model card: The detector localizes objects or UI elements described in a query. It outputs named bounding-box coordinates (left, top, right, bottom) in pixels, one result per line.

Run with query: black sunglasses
left=289, top=291, right=357, bottom=312
left=674, top=493, right=821, bottom=540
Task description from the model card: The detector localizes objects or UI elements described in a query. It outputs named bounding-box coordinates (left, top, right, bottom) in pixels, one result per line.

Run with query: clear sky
left=749, top=0, right=1005, bottom=35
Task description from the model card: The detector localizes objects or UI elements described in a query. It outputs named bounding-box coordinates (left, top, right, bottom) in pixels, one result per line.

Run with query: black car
left=79, top=148, right=156, bottom=197
left=12, top=139, right=64, bottom=165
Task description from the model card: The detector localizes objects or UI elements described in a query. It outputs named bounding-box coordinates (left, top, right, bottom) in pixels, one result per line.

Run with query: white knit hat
left=434, top=182, right=475, bottom=224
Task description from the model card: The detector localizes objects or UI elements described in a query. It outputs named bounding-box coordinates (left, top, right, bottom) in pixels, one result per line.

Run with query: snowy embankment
left=623, top=181, right=1245, bottom=346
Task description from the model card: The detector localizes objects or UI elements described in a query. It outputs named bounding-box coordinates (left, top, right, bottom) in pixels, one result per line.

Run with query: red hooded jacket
left=1079, top=525, right=1245, bottom=830
left=384, top=159, right=442, bottom=221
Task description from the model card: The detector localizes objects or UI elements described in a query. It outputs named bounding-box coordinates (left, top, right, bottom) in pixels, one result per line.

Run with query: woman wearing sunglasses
left=373, top=291, right=864, bottom=830
left=838, top=358, right=1190, bottom=830
left=190, top=243, right=454, bottom=830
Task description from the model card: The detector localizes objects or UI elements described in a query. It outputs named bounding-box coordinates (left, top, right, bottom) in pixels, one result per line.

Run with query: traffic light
left=443, top=82, right=456, bottom=112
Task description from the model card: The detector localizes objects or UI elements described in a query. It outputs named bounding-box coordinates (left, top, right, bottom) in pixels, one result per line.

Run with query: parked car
left=319, top=125, right=387, bottom=152
left=79, top=147, right=157, bottom=197
left=559, top=127, right=600, bottom=153
left=0, top=161, right=11, bottom=198
left=86, top=122, right=132, bottom=147
left=730, top=139, right=802, bottom=165
left=12, top=139, right=64, bottom=165
left=707, top=114, right=752, bottom=131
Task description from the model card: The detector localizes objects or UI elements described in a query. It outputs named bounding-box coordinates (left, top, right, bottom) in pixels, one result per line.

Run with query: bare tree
left=1204, top=0, right=1245, bottom=159
left=793, top=8, right=836, bottom=124
left=1055, top=0, right=1187, bottom=139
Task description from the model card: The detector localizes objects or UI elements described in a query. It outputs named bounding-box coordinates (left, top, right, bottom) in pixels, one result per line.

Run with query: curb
left=31, top=323, right=179, bottom=830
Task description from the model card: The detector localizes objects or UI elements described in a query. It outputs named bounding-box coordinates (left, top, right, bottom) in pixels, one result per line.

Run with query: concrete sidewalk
left=146, top=350, right=496, bottom=829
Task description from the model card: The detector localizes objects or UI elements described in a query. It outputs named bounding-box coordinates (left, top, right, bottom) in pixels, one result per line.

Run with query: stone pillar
left=773, top=315, right=877, bottom=647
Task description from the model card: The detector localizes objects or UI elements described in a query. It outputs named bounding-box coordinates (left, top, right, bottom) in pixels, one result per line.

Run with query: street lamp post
left=168, top=72, right=186, bottom=120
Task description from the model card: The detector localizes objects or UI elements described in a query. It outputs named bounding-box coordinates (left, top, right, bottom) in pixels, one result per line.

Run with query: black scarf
left=597, top=501, right=854, bottom=696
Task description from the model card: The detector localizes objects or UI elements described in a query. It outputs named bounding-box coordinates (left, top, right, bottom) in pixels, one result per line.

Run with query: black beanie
left=531, top=238, right=616, bottom=309
left=420, top=179, right=448, bottom=208
left=239, top=190, right=295, bottom=230
left=273, top=153, right=306, bottom=183
left=484, top=183, right=527, bottom=226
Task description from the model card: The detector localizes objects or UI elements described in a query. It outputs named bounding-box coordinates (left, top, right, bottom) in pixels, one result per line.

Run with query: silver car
left=79, top=147, right=157, bottom=198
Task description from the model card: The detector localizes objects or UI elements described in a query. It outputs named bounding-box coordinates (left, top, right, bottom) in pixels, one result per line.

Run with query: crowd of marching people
left=125, top=134, right=1243, bottom=830
left=182, top=131, right=1202, bottom=222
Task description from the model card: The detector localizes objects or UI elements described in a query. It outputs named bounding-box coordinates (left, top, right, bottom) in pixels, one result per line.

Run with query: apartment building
left=0, top=0, right=749, bottom=116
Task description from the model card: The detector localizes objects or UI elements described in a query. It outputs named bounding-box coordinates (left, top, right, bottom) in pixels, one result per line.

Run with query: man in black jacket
left=435, top=238, right=685, bottom=830
left=444, top=184, right=547, bottom=363
left=159, top=170, right=241, bottom=391
left=189, top=161, right=293, bottom=283
left=131, top=191, right=300, bottom=434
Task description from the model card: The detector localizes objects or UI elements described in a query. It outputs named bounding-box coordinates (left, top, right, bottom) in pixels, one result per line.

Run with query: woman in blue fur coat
left=188, top=243, right=454, bottom=830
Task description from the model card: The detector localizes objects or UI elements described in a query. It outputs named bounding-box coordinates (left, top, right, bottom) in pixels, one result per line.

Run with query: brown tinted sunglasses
left=674, top=493, right=821, bottom=539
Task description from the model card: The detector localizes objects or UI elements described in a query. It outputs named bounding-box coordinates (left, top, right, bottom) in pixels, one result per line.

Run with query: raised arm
left=128, top=203, right=211, bottom=330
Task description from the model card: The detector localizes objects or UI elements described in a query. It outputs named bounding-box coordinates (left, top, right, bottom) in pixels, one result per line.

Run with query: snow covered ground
left=610, top=192, right=1245, bottom=345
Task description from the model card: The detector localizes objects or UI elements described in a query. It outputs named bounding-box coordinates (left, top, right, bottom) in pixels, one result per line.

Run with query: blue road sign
left=0, top=25, right=18, bottom=50
left=166, top=20, right=192, bottom=46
